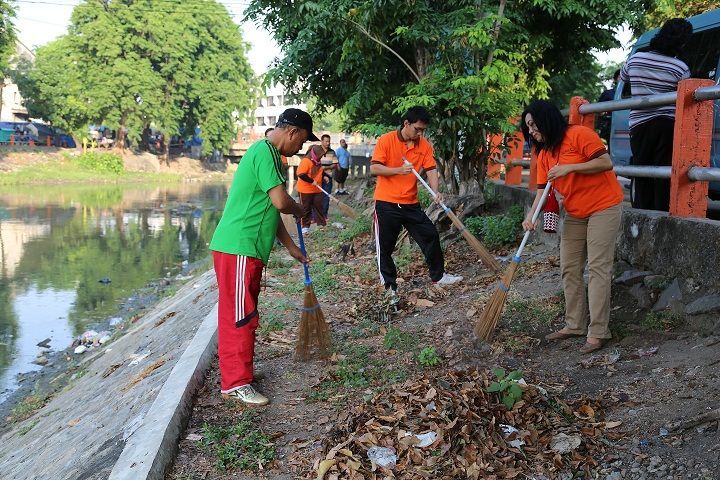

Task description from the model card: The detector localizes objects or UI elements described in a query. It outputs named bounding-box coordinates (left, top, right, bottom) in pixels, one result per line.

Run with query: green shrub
left=417, top=346, right=441, bottom=367
left=486, top=367, right=524, bottom=410
left=465, top=205, right=524, bottom=249
left=75, top=152, right=125, bottom=174
left=418, top=188, right=432, bottom=209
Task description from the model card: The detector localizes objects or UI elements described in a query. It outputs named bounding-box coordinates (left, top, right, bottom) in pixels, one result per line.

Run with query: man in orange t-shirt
left=371, top=106, right=463, bottom=304
left=297, top=145, right=332, bottom=233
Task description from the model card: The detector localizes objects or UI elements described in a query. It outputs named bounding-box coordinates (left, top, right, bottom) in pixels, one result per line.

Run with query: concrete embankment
left=496, top=183, right=720, bottom=330
left=0, top=270, right=218, bottom=480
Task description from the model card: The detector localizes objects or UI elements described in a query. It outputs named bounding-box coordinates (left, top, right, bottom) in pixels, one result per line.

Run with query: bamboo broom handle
left=402, top=158, right=456, bottom=216
left=513, top=182, right=552, bottom=261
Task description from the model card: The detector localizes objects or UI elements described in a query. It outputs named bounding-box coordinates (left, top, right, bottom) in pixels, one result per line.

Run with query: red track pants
left=212, top=251, right=263, bottom=393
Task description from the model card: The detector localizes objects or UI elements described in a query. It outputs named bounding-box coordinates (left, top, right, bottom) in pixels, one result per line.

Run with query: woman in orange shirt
left=296, top=145, right=332, bottom=233
left=521, top=100, right=624, bottom=354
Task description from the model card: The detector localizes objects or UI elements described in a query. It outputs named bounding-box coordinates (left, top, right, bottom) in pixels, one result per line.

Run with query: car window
left=678, top=27, right=720, bottom=80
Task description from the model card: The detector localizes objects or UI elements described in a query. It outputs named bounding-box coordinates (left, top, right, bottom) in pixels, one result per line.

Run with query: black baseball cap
left=276, top=108, right=319, bottom=141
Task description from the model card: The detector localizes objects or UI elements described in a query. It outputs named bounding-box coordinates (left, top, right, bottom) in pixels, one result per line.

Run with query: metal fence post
left=669, top=78, right=715, bottom=218
left=568, top=96, right=595, bottom=129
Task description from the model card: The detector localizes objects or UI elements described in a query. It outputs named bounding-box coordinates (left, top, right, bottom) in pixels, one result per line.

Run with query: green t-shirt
left=209, top=139, right=286, bottom=264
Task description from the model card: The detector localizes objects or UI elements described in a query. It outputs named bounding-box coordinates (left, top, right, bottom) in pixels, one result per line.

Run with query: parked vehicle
left=609, top=8, right=720, bottom=198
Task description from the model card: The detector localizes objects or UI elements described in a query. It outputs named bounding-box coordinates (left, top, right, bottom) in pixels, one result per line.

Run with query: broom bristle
left=474, top=261, right=519, bottom=340
left=295, top=284, right=331, bottom=361
left=336, top=200, right=358, bottom=219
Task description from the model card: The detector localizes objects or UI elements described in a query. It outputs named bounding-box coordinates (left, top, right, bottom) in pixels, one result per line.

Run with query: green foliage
left=383, top=326, right=417, bottom=352
left=417, top=346, right=441, bottom=368
left=0, top=0, right=16, bottom=75
left=199, top=414, right=276, bottom=472
left=339, top=215, right=372, bottom=242
left=486, top=367, right=524, bottom=410
left=75, top=152, right=125, bottom=174
left=9, top=383, right=49, bottom=422
left=246, top=0, right=645, bottom=192
left=483, top=180, right=501, bottom=207
left=643, top=0, right=719, bottom=30
left=465, top=205, right=524, bottom=249
left=642, top=310, right=684, bottom=331
left=13, top=0, right=256, bottom=152
left=418, top=188, right=432, bottom=209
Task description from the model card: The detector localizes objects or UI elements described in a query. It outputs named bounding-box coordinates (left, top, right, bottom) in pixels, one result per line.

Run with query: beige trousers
left=560, top=204, right=622, bottom=339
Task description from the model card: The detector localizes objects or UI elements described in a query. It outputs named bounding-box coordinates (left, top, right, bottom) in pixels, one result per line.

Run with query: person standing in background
left=334, top=138, right=351, bottom=195
left=596, top=69, right=620, bottom=148
left=620, top=18, right=692, bottom=211
left=320, top=134, right=335, bottom=217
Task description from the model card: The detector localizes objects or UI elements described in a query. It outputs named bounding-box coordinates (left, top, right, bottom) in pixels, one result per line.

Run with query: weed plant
left=417, top=346, right=441, bottom=368
left=465, top=205, right=524, bottom=249
left=198, top=413, right=275, bottom=471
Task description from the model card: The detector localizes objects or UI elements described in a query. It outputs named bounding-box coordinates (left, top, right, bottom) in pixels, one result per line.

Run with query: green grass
left=17, top=419, right=39, bottom=436
left=383, top=326, right=418, bottom=352
left=0, top=155, right=181, bottom=186
left=9, top=384, right=50, bottom=422
left=500, top=293, right=564, bottom=334
left=258, top=297, right=292, bottom=335
left=339, top=215, right=371, bottom=242
left=198, top=413, right=276, bottom=472
left=642, top=310, right=683, bottom=331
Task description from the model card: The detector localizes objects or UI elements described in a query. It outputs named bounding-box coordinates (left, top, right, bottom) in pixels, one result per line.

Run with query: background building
left=0, top=40, right=34, bottom=122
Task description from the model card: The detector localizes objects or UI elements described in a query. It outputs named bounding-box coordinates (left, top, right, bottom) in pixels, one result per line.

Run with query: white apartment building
left=0, top=40, right=34, bottom=122
left=250, top=83, right=306, bottom=137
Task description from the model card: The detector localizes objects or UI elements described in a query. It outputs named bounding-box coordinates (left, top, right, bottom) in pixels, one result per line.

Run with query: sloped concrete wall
left=494, top=183, right=720, bottom=290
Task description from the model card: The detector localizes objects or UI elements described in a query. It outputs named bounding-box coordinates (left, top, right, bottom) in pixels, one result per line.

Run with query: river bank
left=0, top=147, right=235, bottom=185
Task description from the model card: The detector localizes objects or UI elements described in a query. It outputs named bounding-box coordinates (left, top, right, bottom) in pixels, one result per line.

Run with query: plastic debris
left=659, top=428, right=669, bottom=436
left=367, top=446, right=397, bottom=469
left=550, top=433, right=582, bottom=454
left=500, top=424, right=526, bottom=448
left=74, top=345, right=87, bottom=354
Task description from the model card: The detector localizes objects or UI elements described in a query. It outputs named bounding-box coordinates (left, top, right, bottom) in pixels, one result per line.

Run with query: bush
left=464, top=205, right=524, bottom=249
left=75, top=152, right=125, bottom=174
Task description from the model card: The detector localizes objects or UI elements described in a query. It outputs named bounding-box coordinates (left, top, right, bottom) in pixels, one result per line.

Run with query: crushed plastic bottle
left=367, top=446, right=397, bottom=469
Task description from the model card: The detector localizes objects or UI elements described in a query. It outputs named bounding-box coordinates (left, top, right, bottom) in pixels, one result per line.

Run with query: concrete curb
left=109, top=303, right=218, bottom=480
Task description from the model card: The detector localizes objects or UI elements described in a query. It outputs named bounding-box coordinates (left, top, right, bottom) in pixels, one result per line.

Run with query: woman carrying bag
left=520, top=100, right=624, bottom=354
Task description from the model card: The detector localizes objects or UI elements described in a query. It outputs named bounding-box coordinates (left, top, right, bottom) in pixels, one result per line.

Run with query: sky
left=12, top=0, right=281, bottom=74
left=12, top=0, right=633, bottom=76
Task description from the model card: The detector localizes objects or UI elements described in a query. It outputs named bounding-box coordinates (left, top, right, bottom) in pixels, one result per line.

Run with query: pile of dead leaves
left=313, top=368, right=623, bottom=479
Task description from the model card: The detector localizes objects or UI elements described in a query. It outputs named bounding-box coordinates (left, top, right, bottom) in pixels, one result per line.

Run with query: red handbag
left=543, top=186, right=560, bottom=233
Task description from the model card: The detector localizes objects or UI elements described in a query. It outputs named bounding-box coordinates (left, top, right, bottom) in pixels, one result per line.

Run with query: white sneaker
left=222, top=384, right=269, bottom=406
left=434, top=273, right=463, bottom=285
left=384, top=288, right=400, bottom=306
left=301, top=227, right=310, bottom=235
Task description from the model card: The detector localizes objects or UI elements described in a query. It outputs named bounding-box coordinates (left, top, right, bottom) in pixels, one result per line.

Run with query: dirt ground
left=167, top=182, right=720, bottom=480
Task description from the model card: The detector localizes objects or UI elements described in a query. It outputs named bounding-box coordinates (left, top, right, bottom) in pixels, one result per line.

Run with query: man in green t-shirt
left=209, top=108, right=318, bottom=405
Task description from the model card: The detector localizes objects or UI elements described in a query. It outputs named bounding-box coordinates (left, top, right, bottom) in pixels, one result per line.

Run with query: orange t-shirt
left=372, top=130, right=436, bottom=204
left=537, top=125, right=623, bottom=219
left=296, top=157, right=323, bottom=194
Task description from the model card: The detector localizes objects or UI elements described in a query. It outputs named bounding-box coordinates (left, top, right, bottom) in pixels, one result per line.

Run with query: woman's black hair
left=520, top=100, right=568, bottom=153
left=649, top=18, right=693, bottom=57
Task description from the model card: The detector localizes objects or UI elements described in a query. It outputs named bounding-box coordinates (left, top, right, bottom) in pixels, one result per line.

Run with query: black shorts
left=334, top=167, right=349, bottom=183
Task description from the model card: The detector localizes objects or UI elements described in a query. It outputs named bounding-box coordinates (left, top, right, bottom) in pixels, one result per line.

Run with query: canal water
left=0, top=182, right=227, bottom=402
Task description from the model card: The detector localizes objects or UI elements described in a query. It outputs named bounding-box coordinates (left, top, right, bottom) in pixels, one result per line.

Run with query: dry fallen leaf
left=415, top=298, right=435, bottom=308
left=67, top=418, right=81, bottom=427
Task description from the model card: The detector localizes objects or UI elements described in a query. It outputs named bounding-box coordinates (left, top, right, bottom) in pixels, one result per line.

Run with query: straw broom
left=294, top=222, right=331, bottom=360
left=474, top=183, right=553, bottom=340
left=313, top=182, right=358, bottom=219
left=403, top=158, right=501, bottom=273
